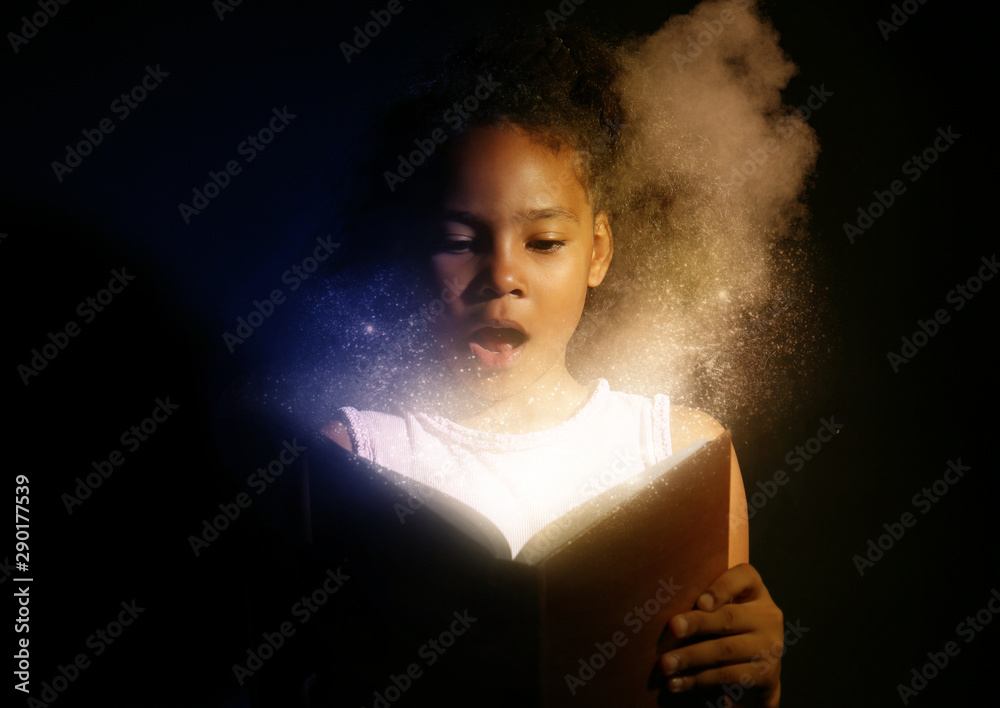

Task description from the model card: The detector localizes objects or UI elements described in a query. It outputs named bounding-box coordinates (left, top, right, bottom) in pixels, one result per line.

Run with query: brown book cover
left=305, top=429, right=731, bottom=707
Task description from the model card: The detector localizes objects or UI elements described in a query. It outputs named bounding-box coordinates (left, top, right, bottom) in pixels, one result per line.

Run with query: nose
left=477, top=241, right=526, bottom=299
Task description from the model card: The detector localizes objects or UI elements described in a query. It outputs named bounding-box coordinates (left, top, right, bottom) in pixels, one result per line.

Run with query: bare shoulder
left=669, top=404, right=726, bottom=452
left=321, top=420, right=353, bottom=453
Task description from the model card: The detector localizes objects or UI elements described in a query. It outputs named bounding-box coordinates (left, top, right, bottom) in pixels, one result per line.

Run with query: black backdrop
left=3, top=0, right=996, bottom=706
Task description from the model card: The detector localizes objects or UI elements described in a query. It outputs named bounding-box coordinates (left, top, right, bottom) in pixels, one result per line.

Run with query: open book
left=306, top=429, right=731, bottom=707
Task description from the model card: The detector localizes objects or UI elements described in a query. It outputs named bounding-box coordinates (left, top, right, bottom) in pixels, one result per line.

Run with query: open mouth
left=471, top=327, right=527, bottom=353
left=468, top=326, right=528, bottom=369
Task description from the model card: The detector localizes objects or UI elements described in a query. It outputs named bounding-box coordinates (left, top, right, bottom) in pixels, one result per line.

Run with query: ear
left=588, top=210, right=613, bottom=287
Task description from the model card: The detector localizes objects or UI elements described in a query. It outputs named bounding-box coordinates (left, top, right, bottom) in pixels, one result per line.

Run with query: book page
left=310, top=432, right=514, bottom=559
left=515, top=437, right=714, bottom=565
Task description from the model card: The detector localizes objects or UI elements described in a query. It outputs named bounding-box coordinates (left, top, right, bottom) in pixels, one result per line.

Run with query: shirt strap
left=651, top=393, right=672, bottom=461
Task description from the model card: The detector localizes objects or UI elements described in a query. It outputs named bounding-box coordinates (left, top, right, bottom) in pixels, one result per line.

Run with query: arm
left=322, top=419, right=354, bottom=453
left=669, top=406, right=749, bottom=566
left=662, top=406, right=782, bottom=708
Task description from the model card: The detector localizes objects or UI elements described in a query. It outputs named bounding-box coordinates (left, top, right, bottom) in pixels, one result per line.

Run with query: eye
left=528, top=238, right=566, bottom=253
left=438, top=234, right=474, bottom=254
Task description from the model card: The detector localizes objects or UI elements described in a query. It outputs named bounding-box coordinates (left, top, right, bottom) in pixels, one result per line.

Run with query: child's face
left=425, top=125, right=612, bottom=402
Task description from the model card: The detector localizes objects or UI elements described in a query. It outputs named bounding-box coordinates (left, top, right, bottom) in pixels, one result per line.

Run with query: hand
left=658, top=563, right=783, bottom=708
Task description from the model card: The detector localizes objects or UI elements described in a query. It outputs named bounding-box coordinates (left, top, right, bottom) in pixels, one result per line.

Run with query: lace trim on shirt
left=411, top=379, right=611, bottom=453
left=651, top=393, right=672, bottom=462
left=335, top=406, right=374, bottom=460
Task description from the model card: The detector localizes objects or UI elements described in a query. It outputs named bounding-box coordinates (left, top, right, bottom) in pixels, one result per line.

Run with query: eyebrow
left=519, top=206, right=580, bottom=224
left=439, top=206, right=580, bottom=225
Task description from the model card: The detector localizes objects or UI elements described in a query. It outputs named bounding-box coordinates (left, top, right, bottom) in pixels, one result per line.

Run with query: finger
left=670, top=599, right=773, bottom=640
left=695, top=563, right=767, bottom=612
left=659, top=634, right=760, bottom=677
left=663, top=660, right=777, bottom=695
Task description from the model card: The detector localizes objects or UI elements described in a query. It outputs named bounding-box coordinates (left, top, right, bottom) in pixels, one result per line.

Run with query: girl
left=309, top=15, right=809, bottom=707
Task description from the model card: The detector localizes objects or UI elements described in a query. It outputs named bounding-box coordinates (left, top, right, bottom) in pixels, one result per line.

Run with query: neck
left=429, top=367, right=595, bottom=434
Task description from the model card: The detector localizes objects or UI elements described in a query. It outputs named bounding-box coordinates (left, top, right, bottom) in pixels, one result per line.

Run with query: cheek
left=545, top=270, right=590, bottom=335
left=563, top=289, right=589, bottom=330
left=430, top=260, right=473, bottom=317
left=430, top=255, right=469, bottom=290
left=424, top=259, right=467, bottom=345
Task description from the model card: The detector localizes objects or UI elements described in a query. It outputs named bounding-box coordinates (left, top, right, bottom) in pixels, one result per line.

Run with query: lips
left=472, top=327, right=527, bottom=352
left=468, top=323, right=528, bottom=370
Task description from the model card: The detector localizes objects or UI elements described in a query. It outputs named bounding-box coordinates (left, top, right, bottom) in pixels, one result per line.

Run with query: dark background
left=3, top=0, right=995, bottom=706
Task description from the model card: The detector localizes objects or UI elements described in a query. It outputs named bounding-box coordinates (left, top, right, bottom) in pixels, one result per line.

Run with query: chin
left=448, top=351, right=563, bottom=404
left=450, top=367, right=525, bottom=402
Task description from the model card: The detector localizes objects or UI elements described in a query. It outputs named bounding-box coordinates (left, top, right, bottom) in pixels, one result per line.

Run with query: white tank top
left=335, top=379, right=672, bottom=556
